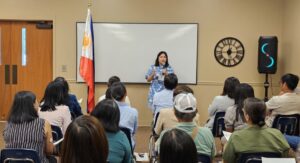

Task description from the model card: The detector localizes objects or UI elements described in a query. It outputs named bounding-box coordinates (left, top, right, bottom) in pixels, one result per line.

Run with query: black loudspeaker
left=258, top=36, right=278, bottom=74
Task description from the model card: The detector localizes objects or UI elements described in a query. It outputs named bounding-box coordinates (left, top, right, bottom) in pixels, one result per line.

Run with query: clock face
left=214, top=37, right=245, bottom=67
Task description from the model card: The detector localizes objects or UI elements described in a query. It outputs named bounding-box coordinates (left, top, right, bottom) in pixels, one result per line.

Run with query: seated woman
left=91, top=99, right=133, bottom=163
left=223, top=98, right=290, bottom=163
left=54, top=77, right=83, bottom=118
left=39, top=81, right=72, bottom=134
left=205, top=77, right=240, bottom=129
left=224, top=83, right=254, bottom=132
left=4, top=91, right=56, bottom=163
left=61, top=115, right=108, bottom=163
left=110, top=82, right=138, bottom=148
left=160, top=128, right=198, bottom=163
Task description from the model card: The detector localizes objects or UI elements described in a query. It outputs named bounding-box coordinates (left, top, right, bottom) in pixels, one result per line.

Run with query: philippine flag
left=80, top=8, right=95, bottom=113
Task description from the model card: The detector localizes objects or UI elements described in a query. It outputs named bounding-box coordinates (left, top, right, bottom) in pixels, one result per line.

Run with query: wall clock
left=214, top=37, right=245, bottom=67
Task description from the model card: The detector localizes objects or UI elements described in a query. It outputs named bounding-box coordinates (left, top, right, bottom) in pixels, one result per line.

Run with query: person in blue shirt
left=152, top=73, right=178, bottom=114
left=91, top=99, right=133, bottom=163
left=54, top=77, right=83, bottom=119
left=110, top=82, right=138, bottom=148
left=145, top=51, right=174, bottom=109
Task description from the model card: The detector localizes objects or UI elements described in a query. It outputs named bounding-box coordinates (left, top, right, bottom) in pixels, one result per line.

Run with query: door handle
left=4, top=64, right=10, bottom=84
left=12, top=65, right=17, bottom=84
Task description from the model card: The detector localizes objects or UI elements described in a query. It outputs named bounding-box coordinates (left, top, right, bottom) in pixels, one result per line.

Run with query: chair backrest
left=212, top=112, right=226, bottom=137
left=51, top=125, right=63, bottom=142
left=197, top=153, right=211, bottom=163
left=238, top=152, right=281, bottom=163
left=0, top=148, right=41, bottom=163
left=152, top=112, right=160, bottom=135
left=271, top=114, right=300, bottom=136
left=120, top=127, right=133, bottom=154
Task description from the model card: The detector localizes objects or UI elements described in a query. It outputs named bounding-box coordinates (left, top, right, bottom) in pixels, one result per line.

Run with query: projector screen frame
left=76, top=22, right=199, bottom=85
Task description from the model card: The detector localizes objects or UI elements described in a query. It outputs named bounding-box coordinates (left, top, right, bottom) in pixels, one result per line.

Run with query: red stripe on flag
left=80, top=57, right=94, bottom=113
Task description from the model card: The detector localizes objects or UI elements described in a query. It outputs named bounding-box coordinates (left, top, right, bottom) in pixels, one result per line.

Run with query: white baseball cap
left=174, top=93, right=197, bottom=113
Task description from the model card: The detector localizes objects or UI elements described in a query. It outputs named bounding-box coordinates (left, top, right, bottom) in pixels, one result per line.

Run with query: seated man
left=266, top=73, right=300, bottom=126
left=154, top=85, right=200, bottom=135
left=155, top=93, right=216, bottom=158
left=152, top=73, right=178, bottom=115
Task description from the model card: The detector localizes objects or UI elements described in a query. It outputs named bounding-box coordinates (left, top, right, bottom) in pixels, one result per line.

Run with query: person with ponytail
left=223, top=98, right=290, bottom=163
left=224, top=83, right=254, bottom=132
left=110, top=82, right=138, bottom=148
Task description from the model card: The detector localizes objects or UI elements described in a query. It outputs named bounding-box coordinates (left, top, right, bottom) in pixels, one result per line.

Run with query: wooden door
left=0, top=21, right=53, bottom=120
left=0, top=22, right=13, bottom=120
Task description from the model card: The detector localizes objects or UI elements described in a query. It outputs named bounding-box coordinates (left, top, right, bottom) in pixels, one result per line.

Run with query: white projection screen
left=76, top=23, right=198, bottom=84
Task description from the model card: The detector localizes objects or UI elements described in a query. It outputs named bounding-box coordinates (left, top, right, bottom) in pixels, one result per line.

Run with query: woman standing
left=145, top=51, right=174, bottom=109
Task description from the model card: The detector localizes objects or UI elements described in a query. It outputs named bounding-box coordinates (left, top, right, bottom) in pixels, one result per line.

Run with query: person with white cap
left=156, top=93, right=216, bottom=158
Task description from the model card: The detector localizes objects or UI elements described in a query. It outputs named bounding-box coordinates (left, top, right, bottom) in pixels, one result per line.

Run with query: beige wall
left=282, top=0, right=300, bottom=75
left=0, top=0, right=285, bottom=126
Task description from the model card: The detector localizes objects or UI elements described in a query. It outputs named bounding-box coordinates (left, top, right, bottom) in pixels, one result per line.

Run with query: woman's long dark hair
left=8, top=91, right=38, bottom=123
left=40, top=81, right=66, bottom=111
left=160, top=128, right=197, bottom=163
left=53, top=76, right=70, bottom=105
left=154, top=51, right=169, bottom=68
left=234, top=83, right=254, bottom=122
left=61, top=115, right=108, bottom=163
left=91, top=99, right=120, bottom=133
left=221, top=77, right=240, bottom=98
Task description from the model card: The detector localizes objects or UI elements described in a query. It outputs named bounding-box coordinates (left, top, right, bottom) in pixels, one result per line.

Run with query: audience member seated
left=54, top=77, right=83, bottom=118
left=205, top=77, right=240, bottom=129
left=61, top=115, right=108, bottom=163
left=110, top=82, right=138, bottom=148
left=91, top=99, right=133, bottom=163
left=266, top=73, right=300, bottom=127
left=4, top=91, right=56, bottom=163
left=154, top=85, right=200, bottom=135
left=98, top=76, right=131, bottom=105
left=152, top=73, right=178, bottom=115
left=159, top=128, right=198, bottom=163
left=156, top=93, right=216, bottom=158
left=39, top=81, right=72, bottom=134
left=224, top=83, right=254, bottom=132
left=284, top=135, right=300, bottom=151
left=223, top=98, right=290, bottom=163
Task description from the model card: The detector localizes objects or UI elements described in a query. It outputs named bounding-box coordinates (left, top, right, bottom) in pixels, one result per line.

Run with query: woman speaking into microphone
left=145, top=51, right=174, bottom=111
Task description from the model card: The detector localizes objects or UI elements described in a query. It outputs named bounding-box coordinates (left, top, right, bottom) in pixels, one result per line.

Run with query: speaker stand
left=264, top=73, right=269, bottom=102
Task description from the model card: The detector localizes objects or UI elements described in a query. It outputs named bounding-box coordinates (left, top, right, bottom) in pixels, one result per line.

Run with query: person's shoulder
left=129, top=107, right=138, bottom=115
left=69, top=94, right=77, bottom=99
left=57, top=105, right=70, bottom=112
left=226, top=105, right=236, bottom=111
left=198, top=127, right=212, bottom=133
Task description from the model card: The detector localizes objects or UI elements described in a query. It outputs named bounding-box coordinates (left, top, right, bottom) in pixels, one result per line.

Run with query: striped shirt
left=3, top=118, right=49, bottom=163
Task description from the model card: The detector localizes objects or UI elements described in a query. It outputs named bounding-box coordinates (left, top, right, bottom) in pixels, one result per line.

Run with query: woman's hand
left=162, top=68, right=167, bottom=76
left=147, top=69, right=156, bottom=82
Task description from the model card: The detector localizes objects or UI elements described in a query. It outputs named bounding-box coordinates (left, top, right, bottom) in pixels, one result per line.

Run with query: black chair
left=51, top=125, right=63, bottom=142
left=0, top=148, right=41, bottom=163
left=237, top=152, right=281, bottom=163
left=120, top=127, right=133, bottom=154
left=212, top=112, right=226, bottom=137
left=271, top=114, right=300, bottom=136
left=152, top=112, right=160, bottom=135
left=197, top=153, right=211, bottom=163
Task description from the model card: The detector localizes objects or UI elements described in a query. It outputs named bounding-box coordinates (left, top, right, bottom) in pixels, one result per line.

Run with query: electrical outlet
left=62, top=65, right=67, bottom=72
